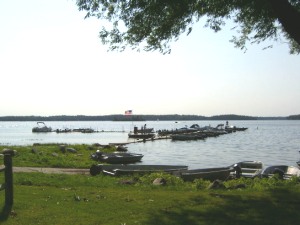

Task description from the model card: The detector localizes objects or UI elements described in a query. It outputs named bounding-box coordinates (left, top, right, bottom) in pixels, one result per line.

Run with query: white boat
left=32, top=122, right=52, bottom=132
left=261, top=165, right=300, bottom=179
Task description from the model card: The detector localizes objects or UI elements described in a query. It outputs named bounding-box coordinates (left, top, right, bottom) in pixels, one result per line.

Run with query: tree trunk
left=269, top=0, right=300, bottom=46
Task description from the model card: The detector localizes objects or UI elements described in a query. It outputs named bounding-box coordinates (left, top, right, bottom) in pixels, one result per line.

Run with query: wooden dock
left=109, top=136, right=171, bottom=146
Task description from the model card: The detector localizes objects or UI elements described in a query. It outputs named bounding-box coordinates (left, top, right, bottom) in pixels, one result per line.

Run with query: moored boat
left=135, top=125, right=154, bottom=133
left=128, top=133, right=155, bottom=139
left=171, top=132, right=206, bottom=141
left=32, top=122, right=52, bottom=132
left=73, top=128, right=95, bottom=133
left=55, top=128, right=72, bottom=133
left=90, top=164, right=188, bottom=176
left=128, top=124, right=155, bottom=139
left=225, top=121, right=248, bottom=132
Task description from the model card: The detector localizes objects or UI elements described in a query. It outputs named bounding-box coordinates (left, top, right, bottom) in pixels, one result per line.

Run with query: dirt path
left=13, top=167, right=90, bottom=175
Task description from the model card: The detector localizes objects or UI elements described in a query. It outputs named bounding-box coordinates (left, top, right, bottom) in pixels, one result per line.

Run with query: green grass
left=1, top=173, right=300, bottom=225
left=1, top=144, right=300, bottom=225
left=1, top=144, right=116, bottom=168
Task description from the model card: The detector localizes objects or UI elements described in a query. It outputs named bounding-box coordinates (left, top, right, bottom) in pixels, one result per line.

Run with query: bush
left=193, top=179, right=211, bottom=190
left=224, top=175, right=300, bottom=191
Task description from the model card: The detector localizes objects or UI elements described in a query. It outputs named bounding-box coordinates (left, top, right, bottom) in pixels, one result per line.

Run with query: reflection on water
left=0, top=120, right=299, bottom=169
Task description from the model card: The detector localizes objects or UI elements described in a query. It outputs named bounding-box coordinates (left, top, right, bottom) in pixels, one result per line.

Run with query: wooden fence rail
left=0, top=149, right=16, bottom=207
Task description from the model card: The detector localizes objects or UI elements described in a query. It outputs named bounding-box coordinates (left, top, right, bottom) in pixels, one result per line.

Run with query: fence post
left=2, top=149, right=15, bottom=207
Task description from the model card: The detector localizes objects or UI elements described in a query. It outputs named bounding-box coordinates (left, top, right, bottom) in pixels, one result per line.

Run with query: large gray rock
left=153, top=178, right=167, bottom=186
left=208, top=180, right=225, bottom=189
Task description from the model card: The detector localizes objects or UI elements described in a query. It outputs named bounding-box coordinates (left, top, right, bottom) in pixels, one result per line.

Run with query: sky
left=0, top=0, right=299, bottom=117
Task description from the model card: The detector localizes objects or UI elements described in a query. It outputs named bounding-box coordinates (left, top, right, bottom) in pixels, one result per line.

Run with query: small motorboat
left=32, top=122, right=52, bottom=132
left=55, top=128, right=72, bottom=133
left=128, top=125, right=155, bottom=139
left=128, top=133, right=155, bottom=139
left=260, top=165, right=300, bottom=179
left=90, top=164, right=188, bottom=176
left=90, top=151, right=143, bottom=164
left=134, top=124, right=154, bottom=133
left=225, top=121, right=248, bottom=132
left=171, top=132, right=207, bottom=141
left=177, top=167, right=233, bottom=182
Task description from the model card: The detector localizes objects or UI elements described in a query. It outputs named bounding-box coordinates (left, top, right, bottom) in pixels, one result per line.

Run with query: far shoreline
left=0, top=114, right=298, bottom=122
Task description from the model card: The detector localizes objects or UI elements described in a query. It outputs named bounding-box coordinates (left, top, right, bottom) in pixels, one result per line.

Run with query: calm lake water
left=0, top=120, right=299, bottom=169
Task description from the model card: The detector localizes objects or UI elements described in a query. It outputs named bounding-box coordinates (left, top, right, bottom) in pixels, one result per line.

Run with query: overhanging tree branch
left=76, top=0, right=300, bottom=54
left=269, top=0, right=300, bottom=46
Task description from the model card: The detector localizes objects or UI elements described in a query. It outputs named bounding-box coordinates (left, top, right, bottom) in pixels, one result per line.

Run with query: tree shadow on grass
left=0, top=204, right=12, bottom=222
left=144, top=189, right=300, bottom=225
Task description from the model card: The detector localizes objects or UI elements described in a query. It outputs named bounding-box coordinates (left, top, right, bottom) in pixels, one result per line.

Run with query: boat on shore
left=32, top=122, right=52, bottom=132
left=231, top=161, right=263, bottom=178
left=90, top=164, right=188, bottom=176
left=260, top=165, right=300, bottom=179
left=177, top=167, right=233, bottom=182
left=90, top=151, right=143, bottom=164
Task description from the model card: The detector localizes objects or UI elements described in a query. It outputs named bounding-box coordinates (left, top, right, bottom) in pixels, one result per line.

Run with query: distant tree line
left=0, top=114, right=293, bottom=121
left=287, top=114, right=300, bottom=120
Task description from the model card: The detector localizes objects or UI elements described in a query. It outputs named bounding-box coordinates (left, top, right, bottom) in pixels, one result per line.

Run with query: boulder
left=153, top=178, right=167, bottom=186
left=116, top=145, right=128, bottom=152
left=52, top=152, right=59, bottom=157
left=67, top=148, right=77, bottom=153
left=59, top=145, right=66, bottom=153
left=31, top=148, right=39, bottom=154
left=208, top=180, right=225, bottom=189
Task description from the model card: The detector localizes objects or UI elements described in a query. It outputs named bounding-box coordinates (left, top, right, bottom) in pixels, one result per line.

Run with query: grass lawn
left=1, top=144, right=300, bottom=225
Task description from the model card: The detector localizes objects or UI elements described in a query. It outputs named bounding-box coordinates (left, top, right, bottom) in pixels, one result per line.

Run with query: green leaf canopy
left=76, top=0, right=300, bottom=54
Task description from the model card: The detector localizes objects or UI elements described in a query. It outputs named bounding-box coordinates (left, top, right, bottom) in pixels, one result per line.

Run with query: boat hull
left=32, top=127, right=52, bottom=132
left=261, top=165, right=300, bottom=179
left=128, top=133, right=155, bottom=139
left=90, top=164, right=188, bottom=176
left=171, top=133, right=206, bottom=141
left=231, top=161, right=263, bottom=178
left=91, top=152, right=143, bottom=164
left=179, top=167, right=232, bottom=182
